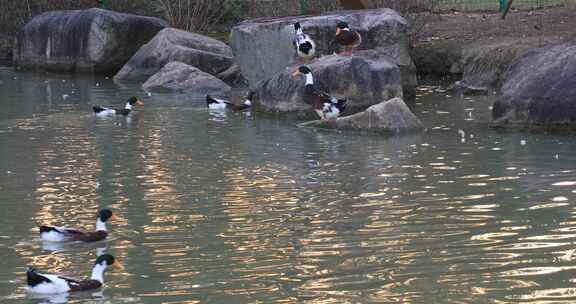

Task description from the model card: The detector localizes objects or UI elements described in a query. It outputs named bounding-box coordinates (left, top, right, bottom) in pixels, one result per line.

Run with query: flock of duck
left=26, top=20, right=363, bottom=296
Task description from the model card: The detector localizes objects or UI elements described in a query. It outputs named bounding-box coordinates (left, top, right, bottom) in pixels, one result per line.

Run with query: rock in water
left=300, top=97, right=423, bottom=133
left=255, top=51, right=403, bottom=113
left=142, top=62, right=231, bottom=97
left=230, top=8, right=414, bottom=91
left=114, top=28, right=233, bottom=81
left=14, top=8, right=166, bottom=73
left=492, top=44, right=576, bottom=129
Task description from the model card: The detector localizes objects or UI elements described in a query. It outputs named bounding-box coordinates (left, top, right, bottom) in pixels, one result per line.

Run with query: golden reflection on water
left=5, top=76, right=576, bottom=303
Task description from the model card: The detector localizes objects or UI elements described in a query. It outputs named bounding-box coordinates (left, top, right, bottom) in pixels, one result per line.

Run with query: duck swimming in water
left=92, top=97, right=144, bottom=116
left=39, top=209, right=115, bottom=243
left=335, top=21, right=362, bottom=56
left=206, top=92, right=254, bottom=112
left=292, top=65, right=347, bottom=120
left=26, top=254, right=123, bottom=294
left=293, top=22, right=316, bottom=63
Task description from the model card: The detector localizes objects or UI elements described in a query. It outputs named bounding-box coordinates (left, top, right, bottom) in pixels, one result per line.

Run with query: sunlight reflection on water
left=1, top=69, right=576, bottom=303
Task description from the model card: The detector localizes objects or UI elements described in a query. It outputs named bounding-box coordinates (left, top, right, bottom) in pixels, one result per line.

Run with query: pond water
left=1, top=67, right=576, bottom=303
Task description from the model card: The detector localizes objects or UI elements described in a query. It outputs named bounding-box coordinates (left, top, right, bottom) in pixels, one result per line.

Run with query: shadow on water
left=1, top=68, right=576, bottom=303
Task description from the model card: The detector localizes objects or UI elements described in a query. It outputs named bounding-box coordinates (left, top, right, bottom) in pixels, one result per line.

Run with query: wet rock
left=115, top=28, right=233, bottom=81
left=142, top=61, right=231, bottom=96
left=14, top=8, right=166, bottom=73
left=447, top=81, right=490, bottom=96
left=492, top=43, right=576, bottom=128
left=254, top=50, right=403, bottom=113
left=299, top=97, right=423, bottom=133
left=230, top=8, right=414, bottom=91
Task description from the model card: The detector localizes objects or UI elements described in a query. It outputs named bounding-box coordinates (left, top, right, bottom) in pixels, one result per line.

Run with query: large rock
left=216, top=64, right=248, bottom=88
left=230, top=8, right=415, bottom=91
left=299, top=97, right=423, bottom=133
left=142, top=61, right=231, bottom=96
left=492, top=44, right=576, bottom=128
left=254, top=50, right=402, bottom=113
left=114, top=28, right=233, bottom=81
left=14, top=8, right=166, bottom=73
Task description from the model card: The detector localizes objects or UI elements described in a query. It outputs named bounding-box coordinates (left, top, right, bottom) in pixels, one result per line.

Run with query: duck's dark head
left=294, top=22, right=302, bottom=31
left=97, top=209, right=115, bottom=222
left=94, top=254, right=123, bottom=270
left=127, top=97, right=144, bottom=106
left=292, top=65, right=312, bottom=77
left=336, top=21, right=350, bottom=34
left=299, top=41, right=314, bottom=54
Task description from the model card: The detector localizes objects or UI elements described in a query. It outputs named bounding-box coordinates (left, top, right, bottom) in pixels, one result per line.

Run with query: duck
left=26, top=254, right=123, bottom=294
left=293, top=22, right=316, bottom=63
left=39, top=209, right=115, bottom=243
left=335, top=21, right=362, bottom=56
left=206, top=92, right=254, bottom=112
left=92, top=96, right=144, bottom=116
left=292, top=65, right=347, bottom=120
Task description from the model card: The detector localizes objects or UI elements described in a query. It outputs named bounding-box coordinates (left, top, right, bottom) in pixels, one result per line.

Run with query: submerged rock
left=14, top=8, right=166, bottom=73
left=142, top=61, right=231, bottom=96
left=299, top=97, right=423, bottom=133
left=230, top=8, right=414, bottom=91
left=255, top=51, right=403, bottom=113
left=448, top=81, right=490, bottom=96
left=492, top=44, right=576, bottom=129
left=114, top=28, right=233, bottom=81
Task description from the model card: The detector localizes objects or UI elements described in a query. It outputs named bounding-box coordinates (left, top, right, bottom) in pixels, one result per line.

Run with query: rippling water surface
left=1, top=68, right=576, bottom=303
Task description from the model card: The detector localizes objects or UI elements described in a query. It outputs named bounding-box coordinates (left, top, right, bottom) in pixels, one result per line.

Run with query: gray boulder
left=492, top=43, right=576, bottom=128
left=216, top=64, right=248, bottom=88
left=114, top=28, right=233, bottom=81
left=14, top=8, right=166, bottom=73
left=230, top=8, right=415, bottom=91
left=142, top=61, right=231, bottom=96
left=299, top=97, right=423, bottom=133
left=254, top=50, right=403, bottom=113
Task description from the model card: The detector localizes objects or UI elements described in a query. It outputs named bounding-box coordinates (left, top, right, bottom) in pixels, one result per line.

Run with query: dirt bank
left=412, top=6, right=576, bottom=89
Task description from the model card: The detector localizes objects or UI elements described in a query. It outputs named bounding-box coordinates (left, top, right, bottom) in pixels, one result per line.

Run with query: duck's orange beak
left=109, top=214, right=118, bottom=221
left=336, top=28, right=341, bottom=35
left=137, top=100, right=144, bottom=106
left=292, top=70, right=302, bottom=77
left=112, top=260, right=125, bottom=270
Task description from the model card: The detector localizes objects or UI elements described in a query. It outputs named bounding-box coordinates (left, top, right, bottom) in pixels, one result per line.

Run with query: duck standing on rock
left=335, top=21, right=361, bottom=56
left=293, top=22, right=316, bottom=63
left=206, top=92, right=254, bottom=112
left=92, top=96, right=144, bottom=116
left=39, top=209, right=116, bottom=243
left=292, top=65, right=347, bottom=120
left=26, top=254, right=123, bottom=294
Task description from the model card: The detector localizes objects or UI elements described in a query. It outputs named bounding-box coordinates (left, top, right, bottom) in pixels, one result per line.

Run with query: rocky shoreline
left=1, top=6, right=575, bottom=132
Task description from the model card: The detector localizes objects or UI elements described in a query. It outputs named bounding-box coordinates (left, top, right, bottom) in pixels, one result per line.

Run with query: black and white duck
left=92, top=96, right=144, bottom=116
left=292, top=65, right=347, bottom=120
left=206, top=92, right=254, bottom=112
left=335, top=21, right=362, bottom=56
left=39, top=209, right=115, bottom=243
left=293, top=22, right=316, bottom=63
left=26, top=254, right=123, bottom=294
